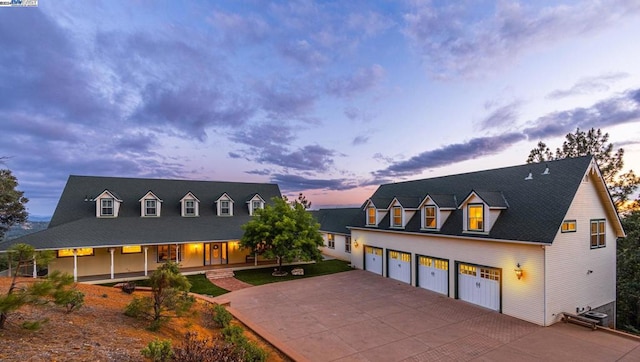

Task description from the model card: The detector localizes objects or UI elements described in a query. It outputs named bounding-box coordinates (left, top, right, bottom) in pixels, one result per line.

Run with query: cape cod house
left=312, top=208, right=360, bottom=262
left=2, top=175, right=281, bottom=281
left=346, top=156, right=624, bottom=327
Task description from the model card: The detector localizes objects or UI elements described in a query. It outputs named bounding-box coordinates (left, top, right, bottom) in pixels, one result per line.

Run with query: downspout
left=543, top=244, right=547, bottom=326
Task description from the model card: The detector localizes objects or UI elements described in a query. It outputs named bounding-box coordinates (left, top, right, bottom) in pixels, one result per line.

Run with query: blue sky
left=1, top=0, right=640, bottom=217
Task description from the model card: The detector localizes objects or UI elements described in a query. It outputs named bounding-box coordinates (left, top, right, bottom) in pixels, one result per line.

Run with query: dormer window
left=139, top=191, right=162, bottom=217
left=247, top=194, right=265, bottom=216
left=367, top=206, right=376, bottom=226
left=95, top=190, right=122, bottom=218
left=392, top=206, right=403, bottom=227
left=101, top=198, right=114, bottom=216
left=145, top=200, right=157, bottom=216
left=216, top=193, right=234, bottom=216
left=424, top=205, right=436, bottom=229
left=180, top=192, right=200, bottom=217
left=468, top=204, right=484, bottom=231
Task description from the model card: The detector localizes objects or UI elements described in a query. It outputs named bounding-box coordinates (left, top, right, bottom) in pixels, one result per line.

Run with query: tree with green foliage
left=0, top=243, right=80, bottom=329
left=527, top=128, right=640, bottom=210
left=0, top=168, right=29, bottom=240
left=617, top=210, right=640, bottom=333
left=241, top=196, right=323, bottom=276
left=125, top=262, right=194, bottom=329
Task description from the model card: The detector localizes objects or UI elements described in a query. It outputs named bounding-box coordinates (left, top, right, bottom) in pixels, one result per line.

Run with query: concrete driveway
left=214, top=270, right=640, bottom=362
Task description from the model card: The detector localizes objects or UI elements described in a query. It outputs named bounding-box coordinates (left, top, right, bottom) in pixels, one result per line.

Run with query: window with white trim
left=101, top=198, right=114, bottom=216
left=220, top=200, right=231, bottom=216
left=157, top=244, right=184, bottom=262
left=345, top=236, right=351, bottom=253
left=424, top=205, right=436, bottom=229
left=392, top=206, right=402, bottom=227
left=327, top=233, right=335, bottom=249
left=184, top=200, right=196, bottom=216
left=145, top=199, right=157, bottom=216
left=367, top=206, right=376, bottom=226
left=590, top=219, right=605, bottom=248
left=468, top=204, right=484, bottom=231
left=561, top=220, right=576, bottom=233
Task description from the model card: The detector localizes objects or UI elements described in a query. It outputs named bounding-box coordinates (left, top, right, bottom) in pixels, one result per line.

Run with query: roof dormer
left=364, top=200, right=379, bottom=227
left=247, top=194, right=265, bottom=216
left=418, top=194, right=456, bottom=230
left=180, top=192, right=200, bottom=217
left=139, top=191, right=163, bottom=217
left=458, top=190, right=508, bottom=233
left=215, top=193, right=234, bottom=216
left=94, top=190, right=123, bottom=218
left=388, top=198, right=406, bottom=228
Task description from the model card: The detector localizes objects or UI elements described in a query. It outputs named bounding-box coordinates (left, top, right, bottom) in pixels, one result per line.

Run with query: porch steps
left=205, top=269, right=235, bottom=280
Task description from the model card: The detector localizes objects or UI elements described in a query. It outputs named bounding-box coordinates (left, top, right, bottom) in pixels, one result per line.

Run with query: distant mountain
left=3, top=221, right=49, bottom=241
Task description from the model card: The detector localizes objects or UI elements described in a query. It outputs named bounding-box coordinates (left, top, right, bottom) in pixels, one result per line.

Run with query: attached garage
left=387, top=250, right=411, bottom=284
left=364, top=246, right=383, bottom=275
left=457, top=263, right=501, bottom=311
left=417, top=255, right=448, bottom=295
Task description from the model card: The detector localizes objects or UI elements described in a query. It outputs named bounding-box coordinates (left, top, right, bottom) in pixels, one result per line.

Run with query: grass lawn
left=234, top=259, right=353, bottom=286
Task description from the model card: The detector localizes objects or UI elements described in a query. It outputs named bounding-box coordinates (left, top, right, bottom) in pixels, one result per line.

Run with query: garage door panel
left=388, top=250, right=411, bottom=284
left=458, top=263, right=500, bottom=312
left=364, top=246, right=383, bottom=275
left=418, top=256, right=448, bottom=295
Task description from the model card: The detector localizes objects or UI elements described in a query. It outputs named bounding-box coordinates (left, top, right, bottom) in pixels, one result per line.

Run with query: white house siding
left=320, top=232, right=351, bottom=261
left=545, top=177, right=617, bottom=326
left=351, top=228, right=546, bottom=325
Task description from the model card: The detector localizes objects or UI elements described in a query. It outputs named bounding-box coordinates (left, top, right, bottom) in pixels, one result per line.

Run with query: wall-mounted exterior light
left=353, top=240, right=359, bottom=248
left=515, top=263, right=523, bottom=280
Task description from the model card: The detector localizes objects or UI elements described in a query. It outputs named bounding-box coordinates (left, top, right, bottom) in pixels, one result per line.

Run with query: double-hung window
left=590, top=219, right=606, bottom=248
left=367, top=207, right=376, bottom=226
left=468, top=204, right=484, bottom=231
left=392, top=206, right=402, bottom=227
left=101, top=198, right=114, bottom=216
left=327, top=233, right=335, bottom=249
left=345, top=236, right=351, bottom=253
left=184, top=200, right=195, bottom=216
left=145, top=199, right=157, bottom=216
left=220, top=200, right=230, bottom=216
left=424, top=205, right=436, bottom=229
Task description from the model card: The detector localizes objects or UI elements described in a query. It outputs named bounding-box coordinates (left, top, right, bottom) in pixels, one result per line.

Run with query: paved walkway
left=208, top=276, right=253, bottom=291
left=214, top=270, right=640, bottom=362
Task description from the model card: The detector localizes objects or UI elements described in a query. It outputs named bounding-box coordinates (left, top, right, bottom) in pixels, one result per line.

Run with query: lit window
left=157, top=244, right=184, bottom=262
left=561, top=220, right=576, bottom=233
left=345, top=236, right=351, bottom=253
left=424, top=205, right=436, bottom=229
left=145, top=199, right=157, bottom=216
left=590, top=219, right=605, bottom=248
left=101, top=198, right=114, bottom=216
left=184, top=200, right=195, bottom=216
left=327, top=233, right=335, bottom=249
left=122, top=245, right=142, bottom=254
left=57, top=248, right=94, bottom=258
left=392, top=206, right=402, bottom=227
left=468, top=204, right=484, bottom=231
left=220, top=200, right=230, bottom=216
left=367, top=207, right=376, bottom=225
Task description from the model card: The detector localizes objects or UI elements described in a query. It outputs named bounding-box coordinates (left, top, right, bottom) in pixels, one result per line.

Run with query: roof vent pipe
left=525, top=171, right=533, bottom=180
left=542, top=164, right=550, bottom=175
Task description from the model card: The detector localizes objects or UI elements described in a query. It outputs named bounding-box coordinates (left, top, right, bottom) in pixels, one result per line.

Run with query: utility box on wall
left=583, top=311, right=608, bottom=326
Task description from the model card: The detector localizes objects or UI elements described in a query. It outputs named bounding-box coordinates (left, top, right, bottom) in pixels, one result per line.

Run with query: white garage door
left=388, top=250, right=411, bottom=284
left=418, top=256, right=448, bottom=295
left=364, top=246, right=383, bottom=275
left=458, top=263, right=500, bottom=311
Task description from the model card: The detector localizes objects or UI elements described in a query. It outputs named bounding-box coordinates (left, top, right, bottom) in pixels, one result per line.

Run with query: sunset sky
left=1, top=0, right=639, bottom=218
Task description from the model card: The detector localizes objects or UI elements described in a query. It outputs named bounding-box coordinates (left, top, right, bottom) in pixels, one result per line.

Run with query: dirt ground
left=0, top=277, right=288, bottom=362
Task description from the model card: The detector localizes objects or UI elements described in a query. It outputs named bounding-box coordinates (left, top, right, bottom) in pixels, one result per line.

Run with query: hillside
left=3, top=221, right=49, bottom=241
left=0, top=278, right=287, bottom=361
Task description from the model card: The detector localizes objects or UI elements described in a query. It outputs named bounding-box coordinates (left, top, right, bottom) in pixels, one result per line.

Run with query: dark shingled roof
left=311, top=208, right=361, bottom=235
left=350, top=156, right=599, bottom=244
left=2, top=176, right=281, bottom=250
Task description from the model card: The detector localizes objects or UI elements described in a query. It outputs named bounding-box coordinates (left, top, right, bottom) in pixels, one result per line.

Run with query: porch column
left=254, top=251, right=258, bottom=266
left=175, top=244, right=179, bottom=263
left=144, top=247, right=149, bottom=276
left=109, top=248, right=115, bottom=279
left=73, top=249, right=78, bottom=282
left=32, top=256, right=37, bottom=279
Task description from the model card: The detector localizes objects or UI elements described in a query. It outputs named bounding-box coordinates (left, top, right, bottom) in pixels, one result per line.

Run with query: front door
left=204, top=242, right=228, bottom=265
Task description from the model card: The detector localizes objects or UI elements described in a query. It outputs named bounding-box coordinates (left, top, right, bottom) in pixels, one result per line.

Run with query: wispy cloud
left=270, top=174, right=357, bottom=192
left=327, top=64, right=385, bottom=98
left=478, top=100, right=523, bottom=131
left=403, top=1, right=640, bottom=79
left=546, top=72, right=630, bottom=99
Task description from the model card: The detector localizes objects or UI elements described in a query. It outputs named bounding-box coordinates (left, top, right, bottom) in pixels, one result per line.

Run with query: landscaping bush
left=54, top=289, right=85, bottom=314
left=141, top=339, right=174, bottom=362
left=173, top=331, right=241, bottom=362
left=212, top=304, right=232, bottom=328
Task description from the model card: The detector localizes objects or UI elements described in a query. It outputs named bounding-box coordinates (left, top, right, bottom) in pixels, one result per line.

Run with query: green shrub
left=21, top=319, right=47, bottom=331
left=236, top=339, right=268, bottom=362
left=212, top=304, right=232, bottom=328
left=54, top=289, right=85, bottom=313
left=124, top=296, right=152, bottom=318
left=173, top=331, right=240, bottom=362
left=221, top=324, right=245, bottom=345
left=141, top=339, right=174, bottom=362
